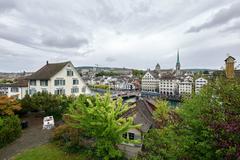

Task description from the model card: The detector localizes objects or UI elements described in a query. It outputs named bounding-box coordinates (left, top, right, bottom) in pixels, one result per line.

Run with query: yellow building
left=225, top=56, right=235, bottom=79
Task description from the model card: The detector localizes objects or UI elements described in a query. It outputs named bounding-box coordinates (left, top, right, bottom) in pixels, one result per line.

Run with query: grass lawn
left=12, top=144, right=86, bottom=160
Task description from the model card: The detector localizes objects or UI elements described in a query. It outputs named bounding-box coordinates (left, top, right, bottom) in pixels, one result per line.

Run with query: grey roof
left=123, top=98, right=156, bottom=133
left=27, top=61, right=70, bottom=80
left=0, top=77, right=28, bottom=87
left=160, top=73, right=176, bottom=80
left=149, top=71, right=160, bottom=79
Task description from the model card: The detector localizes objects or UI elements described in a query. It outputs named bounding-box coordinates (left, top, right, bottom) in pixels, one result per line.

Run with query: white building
left=0, top=78, right=28, bottom=99
left=195, top=77, right=208, bottom=94
left=179, top=81, right=193, bottom=96
left=159, top=77, right=178, bottom=96
left=141, top=70, right=159, bottom=92
left=27, top=61, right=91, bottom=96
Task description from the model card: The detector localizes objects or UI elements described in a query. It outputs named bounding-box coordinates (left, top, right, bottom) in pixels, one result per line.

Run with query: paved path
left=0, top=114, right=52, bottom=160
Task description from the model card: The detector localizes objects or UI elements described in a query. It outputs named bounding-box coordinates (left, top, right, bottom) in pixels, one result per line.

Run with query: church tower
left=176, top=50, right=181, bottom=76
left=225, top=55, right=235, bottom=79
left=155, top=63, right=161, bottom=73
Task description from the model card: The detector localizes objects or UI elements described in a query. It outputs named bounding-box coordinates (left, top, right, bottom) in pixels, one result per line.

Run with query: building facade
left=195, top=77, right=208, bottom=94
left=141, top=70, right=160, bottom=92
left=178, top=81, right=192, bottom=96
left=0, top=78, right=28, bottom=99
left=159, top=76, right=178, bottom=96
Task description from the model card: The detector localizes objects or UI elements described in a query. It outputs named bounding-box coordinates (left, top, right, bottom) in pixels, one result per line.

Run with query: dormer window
left=67, top=70, right=74, bottom=76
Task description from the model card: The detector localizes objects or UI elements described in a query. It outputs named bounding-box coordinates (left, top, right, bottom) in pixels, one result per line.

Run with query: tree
left=0, top=96, right=21, bottom=116
left=132, top=69, right=144, bottom=78
left=140, top=78, right=240, bottom=160
left=65, top=93, right=138, bottom=159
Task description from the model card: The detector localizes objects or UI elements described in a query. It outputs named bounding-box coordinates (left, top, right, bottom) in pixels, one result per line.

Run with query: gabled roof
left=148, top=70, right=160, bottom=79
left=27, top=61, right=70, bottom=80
left=122, top=98, right=156, bottom=133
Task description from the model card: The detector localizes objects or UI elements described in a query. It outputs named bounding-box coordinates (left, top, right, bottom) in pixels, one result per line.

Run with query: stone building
left=225, top=56, right=235, bottom=79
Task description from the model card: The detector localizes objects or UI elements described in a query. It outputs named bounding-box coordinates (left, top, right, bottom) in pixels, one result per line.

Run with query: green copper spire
left=177, top=49, right=180, bottom=64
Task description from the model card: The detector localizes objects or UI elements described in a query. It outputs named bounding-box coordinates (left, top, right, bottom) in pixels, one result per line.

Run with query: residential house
left=0, top=78, right=28, bottom=99
left=118, top=98, right=157, bottom=159
left=27, top=61, right=91, bottom=96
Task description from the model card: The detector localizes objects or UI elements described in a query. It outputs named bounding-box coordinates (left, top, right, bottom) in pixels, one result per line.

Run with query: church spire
left=177, top=49, right=180, bottom=64
left=176, top=49, right=181, bottom=76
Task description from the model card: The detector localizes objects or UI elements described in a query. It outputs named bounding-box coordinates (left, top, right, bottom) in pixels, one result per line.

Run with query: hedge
left=0, top=115, right=21, bottom=148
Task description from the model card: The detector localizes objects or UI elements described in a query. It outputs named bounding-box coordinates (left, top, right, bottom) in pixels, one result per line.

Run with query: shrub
left=0, top=96, right=21, bottom=116
left=20, top=93, right=74, bottom=119
left=52, top=124, right=91, bottom=153
left=0, top=115, right=21, bottom=148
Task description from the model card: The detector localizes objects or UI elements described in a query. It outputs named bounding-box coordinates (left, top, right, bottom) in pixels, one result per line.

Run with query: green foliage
left=0, top=79, right=14, bottom=84
left=0, top=115, right=21, bottom=148
left=132, top=69, right=144, bottom=78
left=65, top=93, right=138, bottom=160
left=0, top=96, right=21, bottom=116
left=140, top=78, right=240, bottom=160
left=153, top=101, right=169, bottom=120
left=89, top=84, right=110, bottom=90
left=52, top=124, right=87, bottom=153
left=95, top=71, right=120, bottom=77
left=21, top=92, right=74, bottom=119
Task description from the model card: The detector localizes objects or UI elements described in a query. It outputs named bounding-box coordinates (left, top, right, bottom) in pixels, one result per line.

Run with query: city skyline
left=0, top=0, right=240, bottom=72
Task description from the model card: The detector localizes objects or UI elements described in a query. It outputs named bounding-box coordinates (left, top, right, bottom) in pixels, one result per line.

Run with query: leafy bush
left=20, top=93, right=74, bottom=119
left=0, top=96, right=21, bottom=116
left=0, top=115, right=21, bottom=148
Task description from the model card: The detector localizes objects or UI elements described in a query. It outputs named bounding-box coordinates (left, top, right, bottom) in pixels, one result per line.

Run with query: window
left=30, top=80, right=36, bottom=86
left=29, top=88, right=37, bottom=95
left=54, top=79, right=65, bottom=86
left=55, top=89, right=65, bottom=95
left=71, top=87, right=79, bottom=93
left=67, top=70, right=74, bottom=76
left=42, top=88, right=48, bottom=93
left=82, top=86, right=86, bottom=93
left=40, top=80, right=48, bottom=86
left=73, top=79, right=79, bottom=85
left=128, top=132, right=135, bottom=140
left=11, top=87, right=19, bottom=92
left=122, top=133, right=127, bottom=139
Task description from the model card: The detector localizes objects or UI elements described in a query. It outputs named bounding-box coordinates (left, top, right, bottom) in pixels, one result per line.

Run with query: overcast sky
left=0, top=0, right=240, bottom=72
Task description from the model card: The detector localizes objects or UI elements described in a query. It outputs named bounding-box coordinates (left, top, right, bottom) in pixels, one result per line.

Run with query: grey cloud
left=0, top=0, right=16, bottom=13
left=41, top=35, right=89, bottom=49
left=186, top=1, right=240, bottom=33
left=0, top=0, right=239, bottom=72
left=105, top=57, right=116, bottom=62
left=222, top=21, right=240, bottom=33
